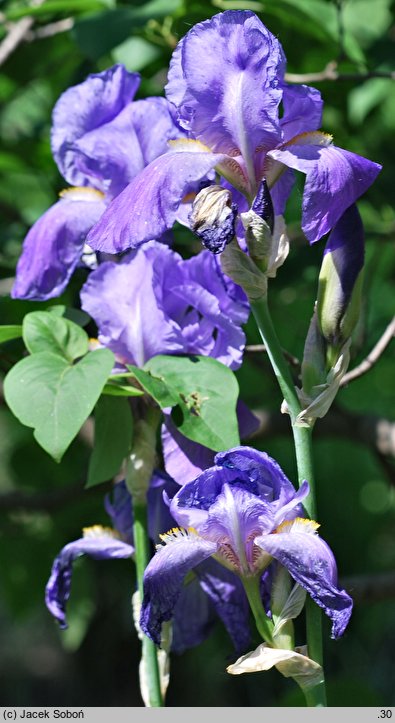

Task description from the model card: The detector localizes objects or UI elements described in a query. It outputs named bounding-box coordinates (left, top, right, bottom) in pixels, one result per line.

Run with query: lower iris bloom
left=141, top=447, right=353, bottom=647
left=45, top=473, right=249, bottom=654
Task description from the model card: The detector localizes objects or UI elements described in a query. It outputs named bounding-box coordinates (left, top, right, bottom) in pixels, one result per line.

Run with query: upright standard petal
left=255, top=519, right=353, bottom=638
left=280, top=84, right=323, bottom=143
left=69, top=97, right=185, bottom=199
left=45, top=527, right=133, bottom=628
left=166, top=10, right=284, bottom=192
left=87, top=147, right=226, bottom=253
left=12, top=190, right=106, bottom=301
left=140, top=529, right=217, bottom=646
left=268, top=134, right=381, bottom=243
left=80, top=245, right=185, bottom=367
left=51, top=65, right=140, bottom=188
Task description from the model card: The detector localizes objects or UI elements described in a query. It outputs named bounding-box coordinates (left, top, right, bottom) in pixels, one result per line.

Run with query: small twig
left=25, top=17, right=74, bottom=41
left=0, top=0, right=45, bottom=67
left=341, top=316, right=395, bottom=387
left=285, top=61, right=395, bottom=84
left=245, top=344, right=300, bottom=368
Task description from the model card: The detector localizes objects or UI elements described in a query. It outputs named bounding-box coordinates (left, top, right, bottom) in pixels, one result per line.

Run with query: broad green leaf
left=23, top=311, right=89, bottom=361
left=73, top=0, right=182, bottom=59
left=4, top=348, right=114, bottom=461
left=127, top=364, right=178, bottom=408
left=0, top=325, right=23, bottom=343
left=144, top=355, right=240, bottom=451
left=86, top=395, right=133, bottom=488
left=102, top=382, right=144, bottom=397
left=49, top=305, right=91, bottom=327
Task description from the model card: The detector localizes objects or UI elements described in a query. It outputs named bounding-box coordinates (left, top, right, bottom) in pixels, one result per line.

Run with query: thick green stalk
left=133, top=502, right=163, bottom=708
left=242, top=575, right=274, bottom=643
left=250, top=296, right=326, bottom=707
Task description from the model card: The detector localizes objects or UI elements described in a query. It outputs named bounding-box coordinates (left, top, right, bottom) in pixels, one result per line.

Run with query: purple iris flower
left=87, top=10, right=381, bottom=255
left=141, top=446, right=353, bottom=647
left=80, top=240, right=249, bottom=369
left=45, top=473, right=249, bottom=654
left=12, top=65, right=184, bottom=301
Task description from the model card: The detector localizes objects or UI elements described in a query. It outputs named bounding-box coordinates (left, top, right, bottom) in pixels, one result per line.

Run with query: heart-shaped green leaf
left=23, top=311, right=89, bottom=361
left=4, top=348, right=114, bottom=461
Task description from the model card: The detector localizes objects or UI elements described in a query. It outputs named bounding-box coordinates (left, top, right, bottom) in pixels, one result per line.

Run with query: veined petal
left=87, top=148, right=226, bottom=254
left=280, top=84, right=323, bottom=142
left=71, top=97, right=185, bottom=199
left=45, top=526, right=133, bottom=628
left=51, top=65, right=140, bottom=188
left=171, top=573, right=216, bottom=653
left=268, top=133, right=381, bottom=243
left=166, top=10, right=284, bottom=191
left=140, top=529, right=217, bottom=646
left=12, top=191, right=106, bottom=301
left=80, top=243, right=185, bottom=366
left=196, top=557, right=250, bottom=652
left=256, top=519, right=353, bottom=638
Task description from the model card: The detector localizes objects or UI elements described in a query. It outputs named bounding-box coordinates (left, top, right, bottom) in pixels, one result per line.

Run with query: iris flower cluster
left=11, top=6, right=382, bottom=694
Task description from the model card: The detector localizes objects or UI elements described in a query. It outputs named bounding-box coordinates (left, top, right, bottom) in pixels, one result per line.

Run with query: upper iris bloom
left=141, top=446, right=352, bottom=647
left=12, top=65, right=184, bottom=301
left=46, top=474, right=249, bottom=654
left=87, top=10, right=381, bottom=256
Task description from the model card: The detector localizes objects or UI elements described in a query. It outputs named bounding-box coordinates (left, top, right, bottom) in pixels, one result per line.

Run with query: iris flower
left=45, top=474, right=250, bottom=654
left=80, top=240, right=249, bottom=370
left=141, top=447, right=353, bottom=647
left=87, top=10, right=381, bottom=256
left=12, top=65, right=184, bottom=301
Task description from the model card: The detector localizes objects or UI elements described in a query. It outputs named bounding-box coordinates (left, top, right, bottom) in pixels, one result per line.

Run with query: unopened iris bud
left=189, top=185, right=238, bottom=254
left=317, top=204, right=364, bottom=351
left=240, top=180, right=276, bottom=272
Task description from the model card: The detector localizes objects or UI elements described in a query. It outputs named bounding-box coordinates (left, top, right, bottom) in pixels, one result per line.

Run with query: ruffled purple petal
left=80, top=244, right=185, bottom=366
left=268, top=141, right=381, bottom=243
left=140, top=531, right=217, bottom=646
left=45, top=530, right=134, bottom=628
left=166, top=10, right=284, bottom=191
left=171, top=574, right=216, bottom=653
left=161, top=413, right=216, bottom=487
left=87, top=148, right=226, bottom=253
left=104, top=480, right=133, bottom=543
left=147, top=471, right=180, bottom=543
left=161, top=401, right=259, bottom=487
left=214, top=446, right=297, bottom=507
left=51, top=65, right=140, bottom=189
left=12, top=193, right=106, bottom=301
left=201, top=484, right=275, bottom=571
left=256, top=524, right=353, bottom=638
left=280, top=84, right=323, bottom=142
left=196, top=558, right=250, bottom=653
left=71, top=97, right=184, bottom=199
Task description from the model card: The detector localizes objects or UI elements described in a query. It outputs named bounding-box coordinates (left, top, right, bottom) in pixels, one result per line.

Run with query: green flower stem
left=250, top=296, right=326, bottom=707
left=126, top=406, right=163, bottom=708
left=133, top=501, right=163, bottom=708
left=242, top=575, right=274, bottom=644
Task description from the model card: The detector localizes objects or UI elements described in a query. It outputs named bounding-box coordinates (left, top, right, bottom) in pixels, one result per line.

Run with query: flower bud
left=317, top=204, right=364, bottom=350
left=240, top=180, right=274, bottom=271
left=189, top=185, right=237, bottom=254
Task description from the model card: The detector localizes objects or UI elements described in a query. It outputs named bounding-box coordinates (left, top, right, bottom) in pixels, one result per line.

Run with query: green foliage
left=23, top=311, right=89, bottom=360
left=4, top=348, right=114, bottom=462
left=129, top=355, right=240, bottom=451
left=87, top=395, right=133, bottom=488
left=0, top=0, right=394, bottom=708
